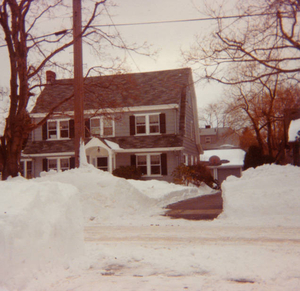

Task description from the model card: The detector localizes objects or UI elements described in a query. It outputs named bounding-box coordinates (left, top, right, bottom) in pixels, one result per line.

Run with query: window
left=47, top=119, right=70, bottom=139
left=135, top=114, right=160, bottom=135
left=47, top=158, right=70, bottom=172
left=20, top=160, right=33, bottom=179
left=205, top=137, right=211, bottom=144
left=136, top=154, right=162, bottom=176
left=183, top=154, right=188, bottom=166
left=90, top=118, right=100, bottom=135
left=90, top=117, right=114, bottom=137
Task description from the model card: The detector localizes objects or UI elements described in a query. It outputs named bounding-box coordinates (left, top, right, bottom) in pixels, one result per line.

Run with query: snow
left=201, top=148, right=246, bottom=166
left=288, top=118, right=300, bottom=142
left=1, top=164, right=300, bottom=290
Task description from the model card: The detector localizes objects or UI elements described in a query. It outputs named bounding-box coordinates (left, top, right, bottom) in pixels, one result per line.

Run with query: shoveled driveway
left=164, top=191, right=223, bottom=220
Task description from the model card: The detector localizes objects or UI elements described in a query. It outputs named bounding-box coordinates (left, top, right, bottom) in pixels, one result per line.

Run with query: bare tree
left=0, top=0, right=151, bottom=180
left=183, top=0, right=300, bottom=84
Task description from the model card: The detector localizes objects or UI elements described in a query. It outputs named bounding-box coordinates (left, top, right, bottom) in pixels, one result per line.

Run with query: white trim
left=21, top=152, right=75, bottom=158
left=114, top=147, right=184, bottom=153
left=30, top=104, right=179, bottom=118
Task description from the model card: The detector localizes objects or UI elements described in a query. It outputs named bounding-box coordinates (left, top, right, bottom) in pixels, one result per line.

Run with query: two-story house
left=21, top=68, right=202, bottom=182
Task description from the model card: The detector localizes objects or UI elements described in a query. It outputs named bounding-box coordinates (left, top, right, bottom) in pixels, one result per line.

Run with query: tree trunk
left=1, top=113, right=30, bottom=180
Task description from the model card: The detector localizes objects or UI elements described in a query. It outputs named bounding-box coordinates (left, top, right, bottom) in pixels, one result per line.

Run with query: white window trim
left=136, top=153, right=162, bottom=176
left=47, top=119, right=70, bottom=140
left=134, top=113, right=161, bottom=136
left=90, top=116, right=115, bottom=137
left=20, top=159, right=33, bottom=178
left=48, top=157, right=71, bottom=172
left=183, top=154, right=188, bottom=166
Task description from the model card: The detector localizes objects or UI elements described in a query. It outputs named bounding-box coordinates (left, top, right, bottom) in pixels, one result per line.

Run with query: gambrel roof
left=31, top=68, right=193, bottom=114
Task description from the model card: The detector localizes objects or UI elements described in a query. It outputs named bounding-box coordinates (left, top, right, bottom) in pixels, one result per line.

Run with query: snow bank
left=38, top=165, right=210, bottom=225
left=220, top=164, right=300, bottom=226
left=0, top=177, right=84, bottom=290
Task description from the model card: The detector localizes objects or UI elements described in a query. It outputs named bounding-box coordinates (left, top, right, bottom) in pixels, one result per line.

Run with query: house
left=200, top=148, right=245, bottom=184
left=199, top=126, right=240, bottom=150
left=21, top=68, right=203, bottom=182
left=199, top=126, right=244, bottom=183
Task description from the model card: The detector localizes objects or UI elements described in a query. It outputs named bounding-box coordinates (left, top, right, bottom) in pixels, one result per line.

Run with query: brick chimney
left=46, top=70, right=56, bottom=84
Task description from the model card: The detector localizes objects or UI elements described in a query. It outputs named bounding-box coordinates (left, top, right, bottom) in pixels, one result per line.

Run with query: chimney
left=205, top=125, right=211, bottom=129
left=46, top=70, right=56, bottom=84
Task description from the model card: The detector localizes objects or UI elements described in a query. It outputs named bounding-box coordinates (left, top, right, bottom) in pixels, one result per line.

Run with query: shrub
left=172, top=163, right=214, bottom=188
left=112, top=166, right=142, bottom=180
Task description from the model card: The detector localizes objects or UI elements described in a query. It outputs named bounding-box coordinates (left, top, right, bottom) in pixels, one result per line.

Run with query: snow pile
left=0, top=177, right=84, bottom=290
left=38, top=165, right=210, bottom=224
left=220, top=164, right=300, bottom=226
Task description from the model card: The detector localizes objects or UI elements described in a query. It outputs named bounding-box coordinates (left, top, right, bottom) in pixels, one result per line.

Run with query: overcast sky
left=0, top=0, right=238, bottom=109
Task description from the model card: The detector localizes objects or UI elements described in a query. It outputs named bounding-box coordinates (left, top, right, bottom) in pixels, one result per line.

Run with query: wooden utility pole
left=73, top=0, right=84, bottom=167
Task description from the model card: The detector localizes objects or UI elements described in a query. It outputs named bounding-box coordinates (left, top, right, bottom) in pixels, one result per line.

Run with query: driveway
left=164, top=191, right=223, bottom=220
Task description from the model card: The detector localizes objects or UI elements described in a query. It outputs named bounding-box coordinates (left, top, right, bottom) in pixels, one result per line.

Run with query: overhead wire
left=0, top=11, right=294, bottom=49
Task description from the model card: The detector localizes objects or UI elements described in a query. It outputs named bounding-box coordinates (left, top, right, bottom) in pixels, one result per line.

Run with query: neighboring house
left=199, top=126, right=244, bottom=183
left=282, top=108, right=300, bottom=166
left=201, top=148, right=246, bottom=184
left=21, top=68, right=202, bottom=182
left=199, top=126, right=240, bottom=150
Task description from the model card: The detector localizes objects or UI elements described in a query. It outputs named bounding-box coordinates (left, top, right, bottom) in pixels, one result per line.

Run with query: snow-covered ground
left=1, top=164, right=300, bottom=290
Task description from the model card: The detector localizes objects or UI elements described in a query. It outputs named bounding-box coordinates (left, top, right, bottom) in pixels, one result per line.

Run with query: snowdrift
left=220, top=164, right=300, bottom=226
left=0, top=177, right=84, bottom=290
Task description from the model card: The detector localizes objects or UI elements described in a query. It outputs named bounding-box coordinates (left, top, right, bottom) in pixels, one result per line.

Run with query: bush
left=172, top=163, right=214, bottom=188
left=112, top=166, right=142, bottom=180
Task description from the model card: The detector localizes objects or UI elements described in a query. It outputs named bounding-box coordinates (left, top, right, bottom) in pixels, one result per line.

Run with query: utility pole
left=73, top=0, right=84, bottom=167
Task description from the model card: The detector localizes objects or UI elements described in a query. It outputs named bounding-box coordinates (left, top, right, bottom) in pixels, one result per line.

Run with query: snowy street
left=44, top=224, right=300, bottom=290
left=2, top=164, right=300, bottom=290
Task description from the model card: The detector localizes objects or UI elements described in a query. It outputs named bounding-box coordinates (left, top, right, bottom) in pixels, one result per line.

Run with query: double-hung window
left=90, top=117, right=114, bottom=137
left=48, top=158, right=70, bottom=172
left=137, top=154, right=161, bottom=176
left=47, top=119, right=70, bottom=139
left=135, top=114, right=160, bottom=135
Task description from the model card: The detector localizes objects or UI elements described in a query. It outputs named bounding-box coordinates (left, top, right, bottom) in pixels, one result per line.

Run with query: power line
left=0, top=11, right=293, bottom=49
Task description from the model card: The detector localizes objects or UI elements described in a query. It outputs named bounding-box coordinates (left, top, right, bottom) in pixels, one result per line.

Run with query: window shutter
left=161, top=153, right=167, bottom=175
left=130, top=155, right=136, bottom=167
left=160, top=113, right=166, bottom=134
left=70, top=157, right=75, bottom=169
left=85, top=119, right=90, bottom=137
left=69, top=119, right=75, bottom=138
left=42, top=158, right=48, bottom=172
left=130, top=116, right=135, bottom=135
left=42, top=123, right=47, bottom=140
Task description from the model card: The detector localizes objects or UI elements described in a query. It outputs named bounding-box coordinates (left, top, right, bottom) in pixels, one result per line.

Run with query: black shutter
left=69, top=119, right=75, bottom=138
left=160, top=113, right=166, bottom=134
left=85, top=119, right=90, bottom=137
left=130, top=116, right=135, bottom=136
left=161, top=153, right=167, bottom=175
left=130, top=155, right=136, bottom=167
left=42, top=158, right=48, bottom=172
left=70, top=157, right=75, bottom=169
left=42, top=123, right=47, bottom=140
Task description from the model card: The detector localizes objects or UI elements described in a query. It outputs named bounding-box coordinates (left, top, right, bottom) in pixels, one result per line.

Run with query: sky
left=1, top=163, right=300, bottom=290
left=0, top=0, right=239, bottom=112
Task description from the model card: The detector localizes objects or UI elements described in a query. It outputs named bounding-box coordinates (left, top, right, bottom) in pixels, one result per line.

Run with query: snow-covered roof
left=201, top=148, right=245, bottom=167
left=288, top=118, right=300, bottom=142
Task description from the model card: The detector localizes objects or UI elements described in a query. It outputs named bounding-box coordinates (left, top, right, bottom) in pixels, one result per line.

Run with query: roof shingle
left=31, top=68, right=192, bottom=114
